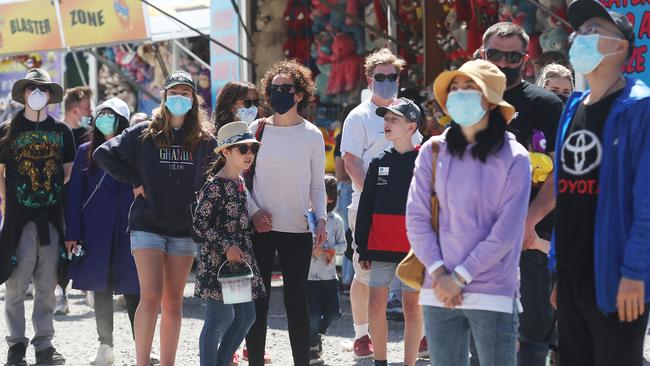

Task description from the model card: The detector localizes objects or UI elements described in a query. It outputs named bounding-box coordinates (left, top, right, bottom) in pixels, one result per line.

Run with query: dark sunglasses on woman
left=269, top=84, right=297, bottom=93
left=484, top=49, right=526, bottom=64
left=232, top=143, right=260, bottom=155
left=25, top=84, right=50, bottom=93
left=240, top=98, right=260, bottom=108
left=372, top=73, right=399, bottom=82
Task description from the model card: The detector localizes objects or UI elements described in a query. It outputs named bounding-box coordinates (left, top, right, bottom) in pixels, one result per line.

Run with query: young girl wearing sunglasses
left=193, top=121, right=266, bottom=366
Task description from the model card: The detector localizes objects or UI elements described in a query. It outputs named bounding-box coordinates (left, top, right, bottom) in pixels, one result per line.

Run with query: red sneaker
left=418, top=337, right=429, bottom=359
left=242, top=346, right=272, bottom=364
left=353, top=335, right=374, bottom=360
left=230, top=352, right=240, bottom=366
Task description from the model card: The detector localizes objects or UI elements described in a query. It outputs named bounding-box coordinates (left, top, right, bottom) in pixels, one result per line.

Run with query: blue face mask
left=80, top=116, right=91, bottom=128
left=373, top=80, right=398, bottom=100
left=165, top=95, right=193, bottom=116
left=95, top=114, right=116, bottom=136
left=569, top=34, right=622, bottom=75
left=236, top=106, right=258, bottom=124
left=446, top=90, right=486, bottom=127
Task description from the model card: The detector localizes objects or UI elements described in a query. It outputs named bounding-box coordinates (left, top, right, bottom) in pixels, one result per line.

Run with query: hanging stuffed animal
left=197, top=69, right=212, bottom=114
left=283, top=0, right=312, bottom=64
left=326, top=32, right=362, bottom=95
left=498, top=0, right=538, bottom=36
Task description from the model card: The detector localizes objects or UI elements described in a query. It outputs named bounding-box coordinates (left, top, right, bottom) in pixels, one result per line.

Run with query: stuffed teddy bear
left=529, top=130, right=554, bottom=184
left=540, top=26, right=569, bottom=55
left=499, top=0, right=538, bottom=36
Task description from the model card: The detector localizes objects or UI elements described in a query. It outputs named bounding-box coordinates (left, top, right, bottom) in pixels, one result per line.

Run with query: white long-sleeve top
left=248, top=119, right=327, bottom=233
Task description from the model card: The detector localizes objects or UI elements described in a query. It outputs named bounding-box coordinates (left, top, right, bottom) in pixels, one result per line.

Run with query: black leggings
left=95, top=292, right=140, bottom=346
left=245, top=231, right=313, bottom=366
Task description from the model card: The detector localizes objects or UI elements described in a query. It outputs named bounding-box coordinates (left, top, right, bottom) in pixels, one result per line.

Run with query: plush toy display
left=529, top=130, right=554, bottom=184
left=197, top=69, right=212, bottom=114
left=325, top=33, right=362, bottom=95
left=498, top=0, right=538, bottom=36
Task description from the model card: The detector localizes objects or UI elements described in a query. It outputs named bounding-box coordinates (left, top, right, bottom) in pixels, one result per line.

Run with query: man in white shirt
left=340, top=48, right=422, bottom=360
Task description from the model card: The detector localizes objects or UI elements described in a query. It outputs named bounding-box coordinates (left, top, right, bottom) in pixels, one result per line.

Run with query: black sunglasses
left=240, top=98, right=260, bottom=108
left=231, top=143, right=260, bottom=155
left=269, top=84, right=297, bottom=93
left=484, top=49, right=526, bottom=64
left=373, top=73, right=398, bottom=82
left=25, top=84, right=49, bottom=93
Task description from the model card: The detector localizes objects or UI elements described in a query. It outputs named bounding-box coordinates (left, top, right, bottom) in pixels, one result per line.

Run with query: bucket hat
left=433, top=59, right=515, bottom=123
left=11, top=68, right=63, bottom=105
left=214, top=121, right=261, bottom=154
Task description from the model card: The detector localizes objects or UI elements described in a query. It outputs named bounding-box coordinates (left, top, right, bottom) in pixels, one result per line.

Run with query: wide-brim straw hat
left=12, top=68, right=64, bottom=105
left=214, top=121, right=261, bottom=154
left=433, top=60, right=515, bottom=124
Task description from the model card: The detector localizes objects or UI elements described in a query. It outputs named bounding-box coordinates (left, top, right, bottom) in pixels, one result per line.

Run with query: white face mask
left=27, top=89, right=48, bottom=111
left=236, top=106, right=258, bottom=124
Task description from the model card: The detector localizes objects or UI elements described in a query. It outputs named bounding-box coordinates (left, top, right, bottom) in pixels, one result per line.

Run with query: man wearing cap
left=480, top=22, right=564, bottom=365
left=549, top=1, right=650, bottom=364
left=340, top=48, right=422, bottom=360
left=0, top=68, right=75, bottom=365
left=354, top=98, right=423, bottom=366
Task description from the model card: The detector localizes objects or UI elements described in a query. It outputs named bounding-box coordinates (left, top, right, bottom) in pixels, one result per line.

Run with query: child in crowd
left=307, top=175, right=347, bottom=365
left=355, top=98, right=423, bottom=366
left=193, top=121, right=266, bottom=366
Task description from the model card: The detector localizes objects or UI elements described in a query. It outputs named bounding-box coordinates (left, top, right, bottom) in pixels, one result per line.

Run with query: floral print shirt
left=193, top=175, right=266, bottom=301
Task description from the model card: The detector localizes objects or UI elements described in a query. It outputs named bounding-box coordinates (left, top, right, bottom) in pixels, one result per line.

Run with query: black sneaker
left=5, top=342, right=27, bottom=366
left=309, top=346, right=324, bottom=366
left=35, top=346, right=65, bottom=365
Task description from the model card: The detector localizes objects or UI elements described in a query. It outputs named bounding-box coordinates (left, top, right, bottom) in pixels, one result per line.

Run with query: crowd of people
left=1, top=1, right=649, bottom=366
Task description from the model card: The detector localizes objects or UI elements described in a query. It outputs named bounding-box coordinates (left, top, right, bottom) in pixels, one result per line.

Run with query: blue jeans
left=199, top=300, right=256, bottom=366
left=423, top=305, right=519, bottom=366
left=335, top=181, right=353, bottom=231
left=307, top=280, right=341, bottom=346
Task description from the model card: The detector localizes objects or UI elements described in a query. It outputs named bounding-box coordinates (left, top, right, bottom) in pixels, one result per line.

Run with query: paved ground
left=0, top=275, right=428, bottom=366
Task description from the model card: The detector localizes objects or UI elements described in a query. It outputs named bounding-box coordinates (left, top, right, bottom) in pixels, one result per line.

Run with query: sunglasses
left=373, top=73, right=399, bottom=82
left=269, top=84, right=297, bottom=93
left=25, top=84, right=49, bottom=93
left=231, top=143, right=260, bottom=155
left=484, top=49, right=526, bottom=64
left=240, top=98, right=260, bottom=108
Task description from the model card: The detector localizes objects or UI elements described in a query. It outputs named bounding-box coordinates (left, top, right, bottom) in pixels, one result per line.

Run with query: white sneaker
left=91, top=344, right=114, bottom=365
left=86, top=291, right=95, bottom=308
left=53, top=295, right=69, bottom=315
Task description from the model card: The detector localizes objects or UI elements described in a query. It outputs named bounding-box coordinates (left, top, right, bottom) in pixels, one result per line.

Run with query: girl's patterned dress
left=193, top=175, right=266, bottom=301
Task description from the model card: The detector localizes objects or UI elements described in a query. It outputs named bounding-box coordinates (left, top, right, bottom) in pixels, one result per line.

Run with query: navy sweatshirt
left=93, top=122, right=217, bottom=238
left=355, top=147, right=419, bottom=263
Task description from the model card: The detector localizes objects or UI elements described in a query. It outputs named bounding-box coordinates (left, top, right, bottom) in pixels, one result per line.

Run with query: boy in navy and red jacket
left=355, top=98, right=423, bottom=366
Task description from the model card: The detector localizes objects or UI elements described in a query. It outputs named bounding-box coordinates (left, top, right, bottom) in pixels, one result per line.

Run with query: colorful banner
left=60, top=0, right=149, bottom=49
left=0, top=52, right=64, bottom=122
left=0, top=0, right=64, bottom=57
left=600, top=0, right=650, bottom=84
left=210, top=0, right=241, bottom=108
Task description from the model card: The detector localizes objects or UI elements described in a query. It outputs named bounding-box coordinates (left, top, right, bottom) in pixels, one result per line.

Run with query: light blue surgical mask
left=446, top=90, right=486, bottom=127
left=95, top=114, right=116, bottom=136
left=372, top=80, right=398, bottom=100
left=569, top=34, right=622, bottom=75
left=165, top=95, right=193, bottom=116
left=80, top=116, right=91, bottom=128
left=236, top=106, right=258, bottom=124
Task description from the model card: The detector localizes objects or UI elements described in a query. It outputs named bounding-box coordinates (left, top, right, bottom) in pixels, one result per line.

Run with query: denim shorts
left=130, top=230, right=197, bottom=257
left=368, top=261, right=417, bottom=292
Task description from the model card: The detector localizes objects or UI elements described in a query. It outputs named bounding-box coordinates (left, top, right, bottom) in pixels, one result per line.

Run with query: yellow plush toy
left=530, top=152, right=554, bottom=184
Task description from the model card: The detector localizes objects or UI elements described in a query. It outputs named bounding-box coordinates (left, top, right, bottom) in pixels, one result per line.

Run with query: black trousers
left=94, top=291, right=140, bottom=346
left=245, top=231, right=313, bottom=366
left=557, top=271, right=649, bottom=366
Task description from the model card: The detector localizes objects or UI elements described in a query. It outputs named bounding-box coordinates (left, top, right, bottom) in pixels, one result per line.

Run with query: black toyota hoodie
left=93, top=122, right=217, bottom=237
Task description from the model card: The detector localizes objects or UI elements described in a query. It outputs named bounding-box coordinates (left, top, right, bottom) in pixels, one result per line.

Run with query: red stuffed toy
left=326, top=33, right=362, bottom=95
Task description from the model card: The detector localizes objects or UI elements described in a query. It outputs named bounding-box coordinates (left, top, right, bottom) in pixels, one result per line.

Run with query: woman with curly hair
left=94, top=70, right=217, bottom=366
left=244, top=60, right=327, bottom=366
left=213, top=81, right=260, bottom=131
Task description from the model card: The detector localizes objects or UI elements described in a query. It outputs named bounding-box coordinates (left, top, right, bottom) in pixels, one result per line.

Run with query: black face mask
left=557, top=94, right=569, bottom=104
left=269, top=90, right=296, bottom=115
left=499, top=66, right=522, bottom=87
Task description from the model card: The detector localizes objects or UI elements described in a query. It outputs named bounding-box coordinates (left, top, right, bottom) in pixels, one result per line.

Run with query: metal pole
left=86, top=49, right=161, bottom=103
left=230, top=0, right=253, bottom=44
left=140, top=0, right=255, bottom=65
left=71, top=52, right=88, bottom=86
left=173, top=40, right=211, bottom=70
left=318, top=0, right=414, bottom=52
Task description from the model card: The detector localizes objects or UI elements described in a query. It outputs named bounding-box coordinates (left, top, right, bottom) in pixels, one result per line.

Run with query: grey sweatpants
left=4, top=221, right=59, bottom=351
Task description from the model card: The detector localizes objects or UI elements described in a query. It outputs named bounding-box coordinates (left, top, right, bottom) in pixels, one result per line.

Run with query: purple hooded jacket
left=406, top=132, right=531, bottom=298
